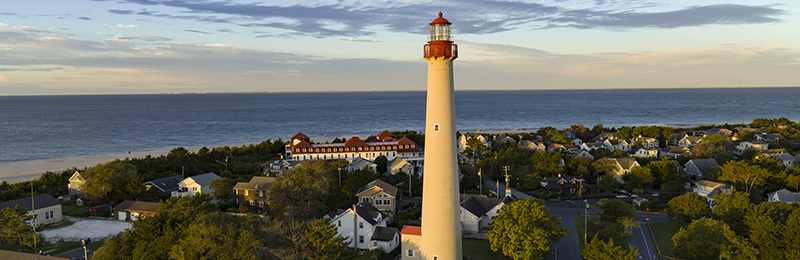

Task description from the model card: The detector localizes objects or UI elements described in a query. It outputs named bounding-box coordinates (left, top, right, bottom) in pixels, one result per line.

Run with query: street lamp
left=82, top=239, right=88, bottom=260
left=337, top=168, right=342, bottom=186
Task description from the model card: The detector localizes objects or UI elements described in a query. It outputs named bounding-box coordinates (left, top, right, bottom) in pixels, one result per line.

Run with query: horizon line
left=2, top=85, right=799, bottom=97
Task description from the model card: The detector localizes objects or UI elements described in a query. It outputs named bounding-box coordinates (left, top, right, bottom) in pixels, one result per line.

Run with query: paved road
left=545, top=198, right=667, bottom=260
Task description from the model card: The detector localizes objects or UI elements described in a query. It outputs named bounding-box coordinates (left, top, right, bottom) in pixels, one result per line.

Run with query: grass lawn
left=649, top=222, right=683, bottom=258
left=462, top=238, right=511, bottom=260
left=61, top=203, right=90, bottom=218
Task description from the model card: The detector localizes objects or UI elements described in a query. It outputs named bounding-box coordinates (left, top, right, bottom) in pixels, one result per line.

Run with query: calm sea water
left=1, top=87, right=799, bottom=163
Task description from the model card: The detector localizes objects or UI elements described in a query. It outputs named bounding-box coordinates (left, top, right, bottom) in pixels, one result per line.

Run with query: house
left=677, top=135, right=702, bottom=148
left=268, top=160, right=302, bottom=176
left=356, top=179, right=398, bottom=214
left=573, top=150, right=594, bottom=160
left=459, top=194, right=512, bottom=233
left=684, top=159, right=719, bottom=180
left=400, top=225, right=422, bottom=260
left=661, top=145, right=691, bottom=158
left=347, top=157, right=378, bottom=173
left=144, top=175, right=184, bottom=193
left=0, top=194, right=62, bottom=226
left=756, top=133, right=784, bottom=143
left=540, top=175, right=587, bottom=194
left=518, top=140, right=546, bottom=152
left=572, top=138, right=583, bottom=146
left=68, top=170, right=86, bottom=195
left=593, top=132, right=616, bottom=142
left=172, top=172, right=221, bottom=197
left=234, top=176, right=277, bottom=211
left=113, top=200, right=159, bottom=221
left=692, top=180, right=731, bottom=206
left=771, top=153, right=796, bottom=167
left=735, top=141, right=769, bottom=154
left=632, top=135, right=660, bottom=148
left=494, top=135, right=516, bottom=143
left=704, top=128, right=733, bottom=137
left=767, top=189, right=800, bottom=203
left=0, top=250, right=70, bottom=260
left=284, top=131, right=421, bottom=162
left=580, top=142, right=605, bottom=151
left=603, top=139, right=631, bottom=152
left=327, top=202, right=399, bottom=253
left=389, top=157, right=415, bottom=175
left=631, top=147, right=659, bottom=158
left=633, top=197, right=649, bottom=207
left=458, top=133, right=490, bottom=153
left=548, top=143, right=566, bottom=152
left=608, top=158, right=640, bottom=182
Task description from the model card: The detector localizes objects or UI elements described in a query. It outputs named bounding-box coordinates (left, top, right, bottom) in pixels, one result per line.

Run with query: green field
left=649, top=222, right=683, bottom=258
left=462, top=238, right=511, bottom=260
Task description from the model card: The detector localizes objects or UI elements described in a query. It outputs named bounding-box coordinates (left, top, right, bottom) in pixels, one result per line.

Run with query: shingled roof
left=185, top=172, right=221, bottom=186
left=356, top=179, right=398, bottom=197
left=145, top=175, right=184, bottom=192
left=459, top=194, right=512, bottom=218
left=371, top=226, right=399, bottom=241
left=113, top=200, right=160, bottom=213
left=0, top=194, right=60, bottom=212
left=233, top=176, right=276, bottom=191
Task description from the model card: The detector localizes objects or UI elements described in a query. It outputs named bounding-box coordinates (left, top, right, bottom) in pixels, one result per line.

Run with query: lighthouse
left=420, top=12, right=461, bottom=260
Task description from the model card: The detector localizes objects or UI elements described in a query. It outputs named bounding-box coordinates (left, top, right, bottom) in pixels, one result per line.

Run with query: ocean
left=1, top=87, right=799, bottom=163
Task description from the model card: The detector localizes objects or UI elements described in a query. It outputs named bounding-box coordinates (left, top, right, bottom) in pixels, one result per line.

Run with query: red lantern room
left=424, top=12, right=458, bottom=59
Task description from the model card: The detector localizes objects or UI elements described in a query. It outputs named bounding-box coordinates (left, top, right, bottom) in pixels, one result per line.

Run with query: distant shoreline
left=1, top=86, right=797, bottom=97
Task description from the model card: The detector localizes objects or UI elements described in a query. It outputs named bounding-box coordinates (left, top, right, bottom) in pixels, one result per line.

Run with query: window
left=359, top=235, right=364, bottom=243
left=434, top=124, right=439, bottom=132
left=244, top=190, right=249, bottom=196
left=249, top=200, right=255, bottom=205
left=258, top=201, right=265, bottom=208
left=337, top=220, right=341, bottom=227
left=406, top=250, right=415, bottom=257
left=434, top=256, right=438, bottom=260
left=359, top=222, right=363, bottom=229
left=45, top=211, right=51, bottom=219
left=376, top=200, right=382, bottom=205
left=259, top=191, right=264, bottom=197
left=373, top=241, right=377, bottom=246
left=362, top=197, right=370, bottom=203
left=384, top=199, right=391, bottom=205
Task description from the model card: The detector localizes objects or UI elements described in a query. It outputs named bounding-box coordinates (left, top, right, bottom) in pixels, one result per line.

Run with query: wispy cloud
left=78, top=17, right=91, bottom=20
left=184, top=29, right=210, bottom=34
left=335, top=38, right=380, bottom=43
left=117, top=24, right=138, bottom=28
left=98, top=0, right=786, bottom=37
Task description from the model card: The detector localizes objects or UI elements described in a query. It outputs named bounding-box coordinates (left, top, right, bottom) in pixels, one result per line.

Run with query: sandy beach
left=0, top=142, right=261, bottom=183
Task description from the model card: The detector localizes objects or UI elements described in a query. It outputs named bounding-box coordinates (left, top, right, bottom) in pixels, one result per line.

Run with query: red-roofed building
left=284, top=131, right=422, bottom=162
left=401, top=225, right=422, bottom=260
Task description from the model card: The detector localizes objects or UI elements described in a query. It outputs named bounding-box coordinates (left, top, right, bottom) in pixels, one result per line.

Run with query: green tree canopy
left=581, top=234, right=638, bottom=260
left=672, top=217, right=756, bottom=260
left=81, top=160, right=142, bottom=202
left=717, top=161, right=767, bottom=195
left=667, top=193, right=710, bottom=224
left=0, top=206, right=40, bottom=251
left=598, top=200, right=635, bottom=224
left=712, top=188, right=751, bottom=235
left=304, top=218, right=351, bottom=260
left=268, top=160, right=334, bottom=219
left=488, top=199, right=570, bottom=260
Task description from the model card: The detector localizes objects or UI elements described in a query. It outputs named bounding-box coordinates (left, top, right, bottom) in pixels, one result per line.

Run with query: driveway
left=42, top=217, right=132, bottom=243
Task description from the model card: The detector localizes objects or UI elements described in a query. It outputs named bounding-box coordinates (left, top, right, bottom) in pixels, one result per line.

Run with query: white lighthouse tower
left=419, top=12, right=461, bottom=260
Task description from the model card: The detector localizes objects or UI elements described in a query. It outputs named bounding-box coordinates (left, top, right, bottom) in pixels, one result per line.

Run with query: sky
left=0, top=0, right=798, bottom=95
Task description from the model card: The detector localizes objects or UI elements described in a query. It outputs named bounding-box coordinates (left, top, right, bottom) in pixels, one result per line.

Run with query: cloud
left=117, top=24, right=138, bottom=28
left=547, top=4, right=785, bottom=29
left=117, top=36, right=172, bottom=42
left=98, top=0, right=786, bottom=37
left=184, top=29, right=210, bottom=34
left=334, top=38, right=380, bottom=43
left=78, top=17, right=91, bottom=20
left=218, top=28, right=232, bottom=33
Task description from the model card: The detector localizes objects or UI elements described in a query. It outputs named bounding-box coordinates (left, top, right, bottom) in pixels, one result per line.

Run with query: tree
left=660, top=181, right=687, bottom=203
left=622, top=166, right=653, bottom=190
left=717, top=161, right=768, bottom=194
left=648, top=158, right=688, bottom=185
left=672, top=217, right=756, bottom=260
left=81, top=160, right=142, bottom=201
left=581, top=234, right=638, bottom=260
left=304, top=218, right=351, bottom=260
left=263, top=219, right=310, bottom=260
left=619, top=216, right=640, bottom=238
left=0, top=206, right=39, bottom=251
left=488, top=199, right=570, bottom=260
left=268, top=160, right=334, bottom=219
left=169, top=212, right=263, bottom=260
left=598, top=200, right=634, bottom=224
left=374, top=155, right=388, bottom=174
left=743, top=203, right=789, bottom=260
left=712, top=189, right=751, bottom=235
left=667, top=193, right=710, bottom=224
left=209, top=178, right=234, bottom=201
left=784, top=209, right=800, bottom=258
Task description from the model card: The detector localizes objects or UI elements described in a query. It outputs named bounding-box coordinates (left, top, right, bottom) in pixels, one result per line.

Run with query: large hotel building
left=284, top=130, right=422, bottom=161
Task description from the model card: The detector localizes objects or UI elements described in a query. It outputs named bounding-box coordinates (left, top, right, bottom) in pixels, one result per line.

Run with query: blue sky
left=1, top=0, right=798, bottom=95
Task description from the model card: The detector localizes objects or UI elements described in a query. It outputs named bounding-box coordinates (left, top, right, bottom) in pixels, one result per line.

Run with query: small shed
left=89, top=204, right=112, bottom=217
left=113, top=200, right=159, bottom=221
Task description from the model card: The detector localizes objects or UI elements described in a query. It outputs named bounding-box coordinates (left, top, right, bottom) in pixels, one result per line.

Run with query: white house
left=172, top=172, right=221, bottom=197
left=347, top=157, right=378, bottom=173
left=458, top=134, right=490, bottom=153
left=0, top=194, right=62, bottom=226
left=734, top=141, right=769, bottom=155
left=771, top=153, right=796, bottom=167
left=608, top=158, right=640, bottom=182
left=632, top=136, right=660, bottom=148
left=327, top=202, right=399, bottom=253
left=459, top=194, right=513, bottom=234
left=518, top=140, right=546, bottom=152
left=389, top=157, right=415, bottom=175
left=693, top=180, right=731, bottom=206
left=767, top=189, right=800, bottom=203
left=68, top=171, right=86, bottom=195
left=631, top=147, right=659, bottom=158
left=603, top=139, right=631, bottom=152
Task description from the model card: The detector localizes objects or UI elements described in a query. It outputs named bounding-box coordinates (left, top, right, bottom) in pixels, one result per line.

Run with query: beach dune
left=0, top=143, right=260, bottom=183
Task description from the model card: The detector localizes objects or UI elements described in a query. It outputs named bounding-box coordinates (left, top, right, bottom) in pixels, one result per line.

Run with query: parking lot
left=42, top=217, right=132, bottom=243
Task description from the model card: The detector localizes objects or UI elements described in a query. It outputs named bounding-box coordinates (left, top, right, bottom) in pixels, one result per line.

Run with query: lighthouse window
left=435, top=124, right=440, bottom=132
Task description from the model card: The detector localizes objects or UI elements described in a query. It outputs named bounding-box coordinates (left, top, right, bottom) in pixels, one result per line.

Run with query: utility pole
left=478, top=169, right=482, bottom=196
left=31, top=182, right=36, bottom=250
left=584, top=199, right=589, bottom=244
left=502, top=166, right=511, bottom=198
left=337, top=167, right=342, bottom=186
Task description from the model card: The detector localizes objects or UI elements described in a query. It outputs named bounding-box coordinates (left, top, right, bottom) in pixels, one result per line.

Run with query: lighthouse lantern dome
left=429, top=12, right=451, bottom=42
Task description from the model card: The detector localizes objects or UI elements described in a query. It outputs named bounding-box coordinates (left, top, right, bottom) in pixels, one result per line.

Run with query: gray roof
left=768, top=189, right=800, bottom=203
left=186, top=172, right=221, bottom=186
left=613, top=158, right=638, bottom=170
left=0, top=194, right=60, bottom=212
left=234, top=176, right=276, bottom=191
left=354, top=202, right=383, bottom=225
left=371, top=226, right=399, bottom=241
left=145, top=175, right=184, bottom=192
left=688, top=159, right=719, bottom=174
left=459, top=194, right=511, bottom=218
left=356, top=179, right=398, bottom=197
